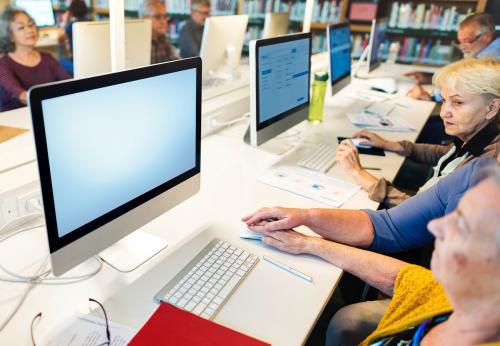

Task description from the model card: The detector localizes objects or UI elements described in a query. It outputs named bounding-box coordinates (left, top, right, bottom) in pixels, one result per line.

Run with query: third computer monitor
left=368, top=17, right=387, bottom=73
left=245, top=33, right=311, bottom=147
left=327, top=22, right=352, bottom=96
left=72, top=19, right=152, bottom=79
left=200, top=15, right=249, bottom=79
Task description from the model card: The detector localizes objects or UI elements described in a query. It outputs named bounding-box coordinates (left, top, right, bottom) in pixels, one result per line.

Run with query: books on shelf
left=242, top=0, right=289, bottom=18
left=312, top=32, right=327, bottom=53
left=312, top=0, right=343, bottom=23
left=397, top=37, right=455, bottom=65
left=388, top=1, right=473, bottom=32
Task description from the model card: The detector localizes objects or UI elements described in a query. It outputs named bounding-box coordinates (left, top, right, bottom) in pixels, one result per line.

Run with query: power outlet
left=17, top=189, right=41, bottom=216
left=0, top=162, right=40, bottom=230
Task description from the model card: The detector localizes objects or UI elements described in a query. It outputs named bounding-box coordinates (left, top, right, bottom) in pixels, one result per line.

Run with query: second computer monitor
left=368, top=17, right=387, bottom=73
left=73, top=19, right=152, bottom=79
left=327, top=22, right=352, bottom=95
left=245, top=33, right=311, bottom=147
left=262, top=12, right=290, bottom=39
left=200, top=15, right=249, bottom=79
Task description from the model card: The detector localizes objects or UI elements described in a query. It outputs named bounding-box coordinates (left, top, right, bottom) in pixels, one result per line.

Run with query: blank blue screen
left=329, top=26, right=351, bottom=84
left=42, top=69, right=197, bottom=238
left=258, top=38, right=310, bottom=124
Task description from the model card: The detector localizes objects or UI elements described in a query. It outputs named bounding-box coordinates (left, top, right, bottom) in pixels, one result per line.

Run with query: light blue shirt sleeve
left=366, top=158, right=493, bottom=253
left=477, top=37, right=500, bottom=61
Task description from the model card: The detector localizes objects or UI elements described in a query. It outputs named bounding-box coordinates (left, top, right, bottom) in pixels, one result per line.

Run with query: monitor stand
left=99, top=230, right=168, bottom=273
left=243, top=126, right=294, bottom=155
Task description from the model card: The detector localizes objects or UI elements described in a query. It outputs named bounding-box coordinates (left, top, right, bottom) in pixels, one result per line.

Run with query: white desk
left=0, top=63, right=435, bottom=345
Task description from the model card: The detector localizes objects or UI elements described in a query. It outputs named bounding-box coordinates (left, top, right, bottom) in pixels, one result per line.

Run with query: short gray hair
left=191, top=0, right=211, bottom=11
left=459, top=12, right=495, bottom=34
left=139, top=0, right=164, bottom=18
left=0, top=6, right=33, bottom=53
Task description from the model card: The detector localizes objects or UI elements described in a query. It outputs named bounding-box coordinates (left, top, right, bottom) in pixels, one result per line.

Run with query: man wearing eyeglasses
left=407, top=13, right=499, bottom=101
left=139, top=0, right=179, bottom=64
left=178, top=0, right=211, bottom=58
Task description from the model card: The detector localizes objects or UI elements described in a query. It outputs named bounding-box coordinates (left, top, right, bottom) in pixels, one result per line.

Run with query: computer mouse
left=351, top=138, right=372, bottom=149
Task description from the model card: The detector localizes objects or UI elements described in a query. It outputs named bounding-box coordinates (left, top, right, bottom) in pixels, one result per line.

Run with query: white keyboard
left=297, top=144, right=337, bottom=173
left=154, top=239, right=258, bottom=320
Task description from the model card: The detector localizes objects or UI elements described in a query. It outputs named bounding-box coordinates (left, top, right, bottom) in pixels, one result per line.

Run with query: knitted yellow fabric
left=360, top=264, right=452, bottom=346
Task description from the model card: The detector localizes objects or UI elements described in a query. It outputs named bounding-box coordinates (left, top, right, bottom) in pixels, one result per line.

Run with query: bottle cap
left=314, top=71, right=329, bottom=82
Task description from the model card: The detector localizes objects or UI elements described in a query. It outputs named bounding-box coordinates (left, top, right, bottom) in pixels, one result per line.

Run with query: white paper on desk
left=259, top=166, right=360, bottom=207
left=347, top=112, right=415, bottom=132
left=42, top=313, right=138, bottom=346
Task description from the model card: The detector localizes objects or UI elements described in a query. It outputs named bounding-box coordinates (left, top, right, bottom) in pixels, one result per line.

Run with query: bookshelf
left=382, top=0, right=490, bottom=66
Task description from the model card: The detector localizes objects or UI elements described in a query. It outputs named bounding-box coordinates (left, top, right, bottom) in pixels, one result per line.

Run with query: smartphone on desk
left=337, top=137, right=385, bottom=156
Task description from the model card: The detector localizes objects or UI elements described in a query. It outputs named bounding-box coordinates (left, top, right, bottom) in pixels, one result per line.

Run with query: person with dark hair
left=178, top=0, right=211, bottom=58
left=58, top=0, right=88, bottom=75
left=0, top=6, right=70, bottom=112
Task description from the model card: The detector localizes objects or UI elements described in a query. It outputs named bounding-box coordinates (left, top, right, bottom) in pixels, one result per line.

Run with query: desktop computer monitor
left=200, top=15, right=249, bottom=79
left=368, top=17, right=387, bottom=73
left=15, top=0, right=56, bottom=27
left=245, top=33, right=311, bottom=147
left=327, top=22, right=352, bottom=95
left=28, top=58, right=202, bottom=276
left=73, top=19, right=152, bottom=79
left=262, top=12, right=289, bottom=39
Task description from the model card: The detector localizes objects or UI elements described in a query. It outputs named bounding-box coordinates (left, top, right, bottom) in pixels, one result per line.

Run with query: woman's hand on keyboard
left=242, top=207, right=309, bottom=233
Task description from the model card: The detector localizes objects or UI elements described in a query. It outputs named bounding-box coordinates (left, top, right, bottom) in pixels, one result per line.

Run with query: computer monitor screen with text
left=245, top=33, right=311, bottom=147
left=328, top=22, right=352, bottom=95
left=29, top=59, right=202, bottom=275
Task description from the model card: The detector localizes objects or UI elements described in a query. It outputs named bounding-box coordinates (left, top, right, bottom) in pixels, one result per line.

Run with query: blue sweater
left=366, top=158, right=494, bottom=253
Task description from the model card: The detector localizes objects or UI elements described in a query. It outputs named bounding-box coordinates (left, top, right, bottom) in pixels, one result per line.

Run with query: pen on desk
left=262, top=255, right=313, bottom=283
left=362, top=166, right=382, bottom=171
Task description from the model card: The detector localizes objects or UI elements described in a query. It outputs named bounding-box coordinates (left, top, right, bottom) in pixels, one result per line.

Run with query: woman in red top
left=0, top=7, right=70, bottom=112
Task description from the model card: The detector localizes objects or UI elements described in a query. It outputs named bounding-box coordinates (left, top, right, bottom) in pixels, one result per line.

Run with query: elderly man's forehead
left=459, top=22, right=481, bottom=36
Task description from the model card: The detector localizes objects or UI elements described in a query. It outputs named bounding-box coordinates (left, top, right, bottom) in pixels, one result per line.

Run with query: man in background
left=140, top=0, right=178, bottom=64
left=408, top=12, right=499, bottom=100
left=178, top=0, right=211, bottom=58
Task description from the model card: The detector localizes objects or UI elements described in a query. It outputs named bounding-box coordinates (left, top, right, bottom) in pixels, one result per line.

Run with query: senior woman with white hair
left=336, top=58, right=500, bottom=208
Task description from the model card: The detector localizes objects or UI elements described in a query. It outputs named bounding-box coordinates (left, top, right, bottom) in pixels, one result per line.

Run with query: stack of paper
left=347, top=112, right=415, bottom=132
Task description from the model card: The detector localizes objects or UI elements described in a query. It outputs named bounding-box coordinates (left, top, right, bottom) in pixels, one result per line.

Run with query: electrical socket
left=0, top=162, right=39, bottom=229
left=17, top=189, right=41, bottom=216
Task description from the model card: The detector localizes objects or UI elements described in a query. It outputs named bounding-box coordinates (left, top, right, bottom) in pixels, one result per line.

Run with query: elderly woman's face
left=440, top=86, right=496, bottom=142
left=10, top=13, right=38, bottom=49
left=427, top=177, right=499, bottom=298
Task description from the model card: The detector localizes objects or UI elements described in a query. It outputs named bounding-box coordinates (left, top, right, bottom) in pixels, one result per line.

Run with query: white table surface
left=0, top=62, right=436, bottom=345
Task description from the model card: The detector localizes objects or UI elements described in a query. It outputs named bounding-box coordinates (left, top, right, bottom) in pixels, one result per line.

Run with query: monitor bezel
left=28, top=58, right=202, bottom=254
left=254, top=32, right=312, bottom=132
left=327, top=21, right=352, bottom=95
left=368, top=17, right=387, bottom=73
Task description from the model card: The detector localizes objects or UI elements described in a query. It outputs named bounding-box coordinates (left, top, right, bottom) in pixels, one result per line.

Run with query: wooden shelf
left=350, top=24, right=371, bottom=32
left=386, top=27, right=457, bottom=39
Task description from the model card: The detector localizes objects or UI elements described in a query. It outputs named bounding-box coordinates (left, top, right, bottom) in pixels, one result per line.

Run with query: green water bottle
left=308, top=71, right=329, bottom=124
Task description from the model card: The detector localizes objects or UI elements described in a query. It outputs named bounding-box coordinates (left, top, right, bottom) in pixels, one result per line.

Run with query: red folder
left=129, top=303, right=271, bottom=346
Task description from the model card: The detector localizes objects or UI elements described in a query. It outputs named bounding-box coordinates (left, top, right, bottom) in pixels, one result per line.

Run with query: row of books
left=395, top=37, right=456, bottom=65
left=311, top=0, right=343, bottom=23
left=94, top=0, right=142, bottom=11
left=388, top=2, right=473, bottom=31
left=167, top=0, right=238, bottom=15
left=241, top=0, right=342, bottom=23
left=311, top=32, right=327, bottom=53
